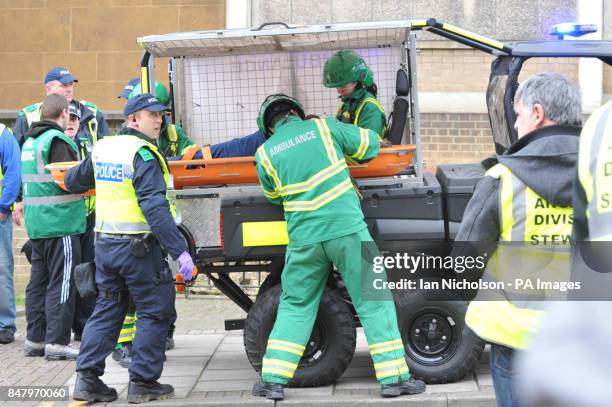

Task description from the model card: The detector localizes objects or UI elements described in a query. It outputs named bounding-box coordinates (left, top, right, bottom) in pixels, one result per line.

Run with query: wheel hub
left=407, top=311, right=457, bottom=364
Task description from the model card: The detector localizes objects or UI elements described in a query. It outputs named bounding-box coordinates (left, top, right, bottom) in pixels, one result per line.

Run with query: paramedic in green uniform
left=251, top=94, right=426, bottom=400
left=323, top=50, right=387, bottom=138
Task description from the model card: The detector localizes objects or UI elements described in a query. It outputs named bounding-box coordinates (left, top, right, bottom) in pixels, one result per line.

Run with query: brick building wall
left=5, top=0, right=226, bottom=298
left=0, top=0, right=226, bottom=112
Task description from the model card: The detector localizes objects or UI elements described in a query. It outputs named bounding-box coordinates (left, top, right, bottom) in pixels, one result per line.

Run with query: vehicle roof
left=137, top=18, right=612, bottom=63
left=508, top=40, right=612, bottom=61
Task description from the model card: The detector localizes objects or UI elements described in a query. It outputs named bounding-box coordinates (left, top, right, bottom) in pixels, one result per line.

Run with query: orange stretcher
left=46, top=144, right=415, bottom=193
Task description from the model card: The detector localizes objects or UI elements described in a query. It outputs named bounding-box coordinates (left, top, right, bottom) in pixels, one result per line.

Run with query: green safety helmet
left=257, top=94, right=305, bottom=138
left=323, top=50, right=374, bottom=88
left=129, top=81, right=170, bottom=106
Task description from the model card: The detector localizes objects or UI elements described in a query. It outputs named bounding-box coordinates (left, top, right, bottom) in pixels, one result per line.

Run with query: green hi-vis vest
left=336, top=96, right=387, bottom=138
left=22, top=100, right=100, bottom=142
left=465, top=163, right=573, bottom=350
left=578, top=101, right=612, bottom=241
left=21, top=129, right=86, bottom=239
left=92, top=135, right=175, bottom=234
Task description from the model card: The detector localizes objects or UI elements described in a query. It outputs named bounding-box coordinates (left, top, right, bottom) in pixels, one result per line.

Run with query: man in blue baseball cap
left=65, top=93, right=194, bottom=404
left=13, top=66, right=109, bottom=149
left=13, top=67, right=110, bottom=342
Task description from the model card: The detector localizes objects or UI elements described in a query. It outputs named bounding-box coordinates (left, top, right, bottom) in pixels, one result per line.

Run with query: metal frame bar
left=139, top=50, right=156, bottom=95
left=408, top=32, right=423, bottom=184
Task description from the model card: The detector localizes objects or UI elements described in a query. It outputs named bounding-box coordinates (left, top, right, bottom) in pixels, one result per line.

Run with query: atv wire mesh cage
left=138, top=21, right=415, bottom=147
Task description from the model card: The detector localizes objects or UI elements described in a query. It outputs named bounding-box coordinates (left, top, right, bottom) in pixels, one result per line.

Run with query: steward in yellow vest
left=575, top=101, right=612, bottom=242
left=64, top=93, right=195, bottom=403
left=454, top=72, right=582, bottom=407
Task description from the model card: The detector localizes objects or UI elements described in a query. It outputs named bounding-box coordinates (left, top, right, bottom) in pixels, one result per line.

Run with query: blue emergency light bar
left=550, top=22, right=598, bottom=39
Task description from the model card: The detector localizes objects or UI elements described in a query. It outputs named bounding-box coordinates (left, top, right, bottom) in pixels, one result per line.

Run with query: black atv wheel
left=244, top=284, right=356, bottom=387
left=395, top=282, right=485, bottom=383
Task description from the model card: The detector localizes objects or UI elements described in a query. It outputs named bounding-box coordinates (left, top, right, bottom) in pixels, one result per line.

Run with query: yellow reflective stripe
left=441, top=23, right=506, bottom=50
left=376, top=366, right=409, bottom=380
left=368, top=338, right=403, bottom=350
left=314, top=119, right=338, bottom=164
left=257, top=146, right=282, bottom=190
left=283, top=178, right=353, bottom=212
left=263, top=358, right=298, bottom=370
left=370, top=344, right=405, bottom=355
left=486, top=164, right=514, bottom=241
left=264, top=189, right=280, bottom=199
left=262, top=368, right=295, bottom=378
left=354, top=98, right=384, bottom=127
left=276, top=159, right=347, bottom=196
left=498, top=167, right=514, bottom=241
left=268, top=339, right=305, bottom=351
left=180, top=143, right=197, bottom=155
left=267, top=345, right=303, bottom=356
left=411, top=19, right=427, bottom=27
left=167, top=125, right=178, bottom=156
left=373, top=357, right=408, bottom=369
left=351, top=128, right=369, bottom=160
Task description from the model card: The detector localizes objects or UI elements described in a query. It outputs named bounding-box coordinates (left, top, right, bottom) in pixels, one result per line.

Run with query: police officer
left=64, top=103, right=96, bottom=340
left=455, top=72, right=582, bottom=407
left=323, top=50, right=387, bottom=138
left=21, top=94, right=86, bottom=360
left=14, top=67, right=109, bottom=147
left=251, top=94, right=425, bottom=400
left=66, top=94, right=196, bottom=403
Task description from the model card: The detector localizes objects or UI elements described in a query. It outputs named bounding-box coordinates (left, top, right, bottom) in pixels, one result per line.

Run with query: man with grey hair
left=453, top=71, right=582, bottom=407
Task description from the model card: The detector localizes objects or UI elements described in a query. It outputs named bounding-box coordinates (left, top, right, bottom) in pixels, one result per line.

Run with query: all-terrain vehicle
left=134, top=19, right=612, bottom=386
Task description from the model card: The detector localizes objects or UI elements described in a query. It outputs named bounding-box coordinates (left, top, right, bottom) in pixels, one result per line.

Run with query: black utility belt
left=98, top=233, right=158, bottom=258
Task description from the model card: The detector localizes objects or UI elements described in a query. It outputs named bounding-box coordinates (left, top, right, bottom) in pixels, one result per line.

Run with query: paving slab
left=284, top=384, right=334, bottom=397
left=276, top=394, right=447, bottom=406
left=199, top=369, right=260, bottom=381
left=193, top=379, right=255, bottom=392
left=426, top=376, right=479, bottom=394
left=1, top=297, right=497, bottom=406
left=447, top=389, right=496, bottom=407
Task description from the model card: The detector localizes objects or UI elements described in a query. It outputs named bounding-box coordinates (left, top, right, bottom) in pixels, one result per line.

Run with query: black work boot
left=252, top=379, right=284, bottom=400
left=380, top=377, right=426, bottom=397
left=73, top=371, right=118, bottom=402
left=127, top=380, right=174, bottom=404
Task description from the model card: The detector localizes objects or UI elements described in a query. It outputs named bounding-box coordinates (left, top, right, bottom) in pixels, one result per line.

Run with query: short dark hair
left=41, top=94, right=69, bottom=120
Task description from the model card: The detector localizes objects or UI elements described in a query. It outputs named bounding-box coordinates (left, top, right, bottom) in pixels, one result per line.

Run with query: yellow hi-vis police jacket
left=92, top=135, right=174, bottom=234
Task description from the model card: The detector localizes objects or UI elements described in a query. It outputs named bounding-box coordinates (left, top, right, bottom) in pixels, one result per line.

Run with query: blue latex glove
left=177, top=251, right=195, bottom=281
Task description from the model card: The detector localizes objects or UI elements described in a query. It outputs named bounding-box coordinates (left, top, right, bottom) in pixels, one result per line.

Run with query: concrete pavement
left=0, top=296, right=496, bottom=406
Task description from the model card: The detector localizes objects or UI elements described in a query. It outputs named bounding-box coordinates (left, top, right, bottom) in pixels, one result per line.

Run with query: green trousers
left=262, top=227, right=410, bottom=385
